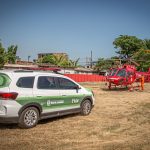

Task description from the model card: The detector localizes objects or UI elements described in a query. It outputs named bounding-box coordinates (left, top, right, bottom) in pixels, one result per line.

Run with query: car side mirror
left=74, top=85, right=80, bottom=89
left=73, top=85, right=80, bottom=93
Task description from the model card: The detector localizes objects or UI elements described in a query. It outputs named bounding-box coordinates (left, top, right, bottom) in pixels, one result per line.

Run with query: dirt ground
left=0, top=82, right=150, bottom=150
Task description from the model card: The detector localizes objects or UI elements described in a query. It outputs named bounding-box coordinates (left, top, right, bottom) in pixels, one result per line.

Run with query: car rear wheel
left=81, top=100, right=92, bottom=115
left=18, top=107, right=39, bottom=129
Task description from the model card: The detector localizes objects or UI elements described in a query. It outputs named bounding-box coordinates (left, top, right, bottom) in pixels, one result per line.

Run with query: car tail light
left=0, top=92, right=18, bottom=100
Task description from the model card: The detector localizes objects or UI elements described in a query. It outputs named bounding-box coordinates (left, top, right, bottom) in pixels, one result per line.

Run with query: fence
left=65, top=73, right=150, bottom=83
left=64, top=74, right=106, bottom=82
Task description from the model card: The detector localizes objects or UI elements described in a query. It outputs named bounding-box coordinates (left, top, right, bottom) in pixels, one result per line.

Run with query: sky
left=0, top=0, right=150, bottom=63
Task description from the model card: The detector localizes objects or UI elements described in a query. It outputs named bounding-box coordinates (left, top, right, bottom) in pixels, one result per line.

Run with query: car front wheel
left=81, top=100, right=92, bottom=115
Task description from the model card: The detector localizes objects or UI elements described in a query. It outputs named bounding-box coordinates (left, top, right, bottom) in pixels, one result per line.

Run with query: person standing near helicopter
left=140, top=75, right=145, bottom=91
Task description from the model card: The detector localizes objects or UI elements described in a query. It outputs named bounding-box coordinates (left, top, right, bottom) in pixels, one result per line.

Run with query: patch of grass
left=128, top=102, right=150, bottom=125
left=142, top=102, right=150, bottom=109
left=102, top=141, right=150, bottom=150
left=1, top=83, right=150, bottom=150
left=102, top=123, right=121, bottom=133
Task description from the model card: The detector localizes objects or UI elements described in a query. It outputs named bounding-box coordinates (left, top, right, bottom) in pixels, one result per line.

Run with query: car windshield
left=0, top=73, right=11, bottom=88
left=116, top=69, right=126, bottom=77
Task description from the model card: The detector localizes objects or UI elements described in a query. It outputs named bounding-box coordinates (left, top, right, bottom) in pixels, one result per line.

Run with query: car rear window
left=0, top=73, right=11, bottom=88
left=16, top=77, right=35, bottom=88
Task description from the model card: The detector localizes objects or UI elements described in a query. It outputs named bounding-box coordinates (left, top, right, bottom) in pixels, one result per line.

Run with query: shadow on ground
left=0, top=113, right=79, bottom=130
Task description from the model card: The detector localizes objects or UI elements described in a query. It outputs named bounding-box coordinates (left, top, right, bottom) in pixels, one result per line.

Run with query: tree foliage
left=0, top=42, right=6, bottom=68
left=52, top=55, right=67, bottom=66
left=42, top=55, right=55, bottom=64
left=40, top=54, right=79, bottom=68
left=7, top=45, right=18, bottom=64
left=68, top=58, right=80, bottom=68
left=133, top=49, right=150, bottom=71
left=112, top=35, right=150, bottom=71
left=143, top=39, right=150, bottom=49
left=95, top=35, right=150, bottom=72
left=0, top=41, right=18, bottom=68
left=95, top=58, right=114, bottom=71
left=113, top=35, right=144, bottom=59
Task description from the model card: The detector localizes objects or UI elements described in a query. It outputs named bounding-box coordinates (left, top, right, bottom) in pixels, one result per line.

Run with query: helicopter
left=106, top=64, right=142, bottom=90
left=97, top=57, right=150, bottom=90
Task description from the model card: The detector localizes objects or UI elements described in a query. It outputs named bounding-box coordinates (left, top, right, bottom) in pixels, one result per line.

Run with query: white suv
left=0, top=70, right=95, bottom=128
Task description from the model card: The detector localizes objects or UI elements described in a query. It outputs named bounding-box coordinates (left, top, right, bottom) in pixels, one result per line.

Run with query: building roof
left=75, top=67, right=93, bottom=72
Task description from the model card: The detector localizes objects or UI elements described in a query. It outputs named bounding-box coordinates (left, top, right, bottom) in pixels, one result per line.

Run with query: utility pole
left=28, top=56, right=31, bottom=62
left=90, top=50, right=93, bottom=68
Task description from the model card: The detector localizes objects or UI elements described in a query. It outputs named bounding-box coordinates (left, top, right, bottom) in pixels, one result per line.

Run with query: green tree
left=133, top=49, right=150, bottom=71
left=113, top=35, right=144, bottom=59
left=41, top=54, right=68, bottom=67
left=41, top=54, right=79, bottom=68
left=143, top=39, right=150, bottom=49
left=52, top=54, right=67, bottom=66
left=95, top=58, right=114, bottom=71
left=0, top=42, right=6, bottom=68
left=42, top=55, right=55, bottom=64
left=7, top=45, right=18, bottom=64
left=68, top=58, right=80, bottom=68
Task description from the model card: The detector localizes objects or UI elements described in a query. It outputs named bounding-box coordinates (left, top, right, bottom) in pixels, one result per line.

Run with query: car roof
left=0, top=69, right=65, bottom=78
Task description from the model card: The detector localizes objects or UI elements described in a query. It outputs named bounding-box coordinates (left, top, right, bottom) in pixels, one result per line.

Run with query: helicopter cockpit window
left=116, top=69, right=126, bottom=77
left=127, top=71, right=134, bottom=76
left=110, top=69, right=118, bottom=76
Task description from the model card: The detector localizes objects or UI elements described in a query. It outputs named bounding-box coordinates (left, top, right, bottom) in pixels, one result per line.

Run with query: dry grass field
left=0, top=83, right=150, bottom=150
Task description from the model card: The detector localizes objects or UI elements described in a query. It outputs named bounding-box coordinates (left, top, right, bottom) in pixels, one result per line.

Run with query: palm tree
left=52, top=54, right=67, bottom=66
left=40, top=54, right=80, bottom=68
left=41, top=54, right=68, bottom=67
left=68, top=58, right=80, bottom=68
